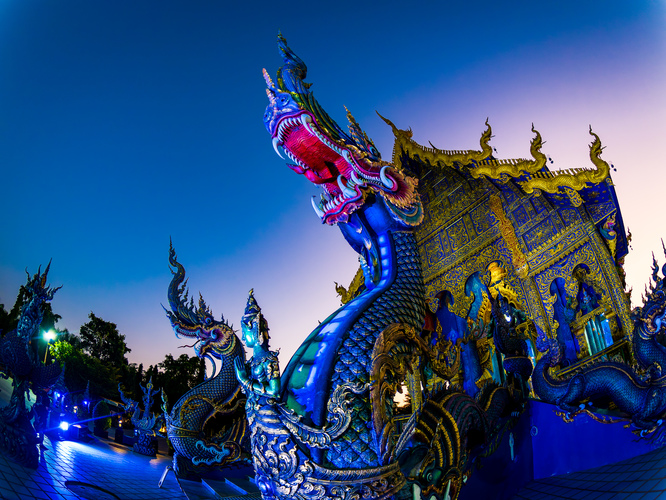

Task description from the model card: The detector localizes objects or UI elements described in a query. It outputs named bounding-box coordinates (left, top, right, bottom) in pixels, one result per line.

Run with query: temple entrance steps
left=165, top=469, right=261, bottom=499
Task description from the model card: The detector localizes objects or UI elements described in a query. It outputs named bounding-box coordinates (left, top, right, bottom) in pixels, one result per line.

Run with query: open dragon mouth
left=272, top=110, right=399, bottom=224
left=264, top=34, right=421, bottom=226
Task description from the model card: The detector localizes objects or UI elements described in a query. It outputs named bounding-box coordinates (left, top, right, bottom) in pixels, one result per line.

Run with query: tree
left=79, top=313, right=131, bottom=367
left=0, top=303, right=11, bottom=336
left=50, top=313, right=132, bottom=401
left=50, top=337, right=118, bottom=400
left=118, top=362, right=144, bottom=402
left=158, top=353, right=205, bottom=407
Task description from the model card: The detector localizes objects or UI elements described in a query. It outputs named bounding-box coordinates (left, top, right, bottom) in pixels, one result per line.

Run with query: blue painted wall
left=460, top=400, right=657, bottom=500
left=529, top=400, right=657, bottom=479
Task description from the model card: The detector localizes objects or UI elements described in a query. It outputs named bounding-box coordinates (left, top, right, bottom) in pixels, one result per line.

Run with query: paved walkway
left=514, top=445, right=666, bottom=499
left=0, top=434, right=186, bottom=500
left=3, top=426, right=666, bottom=499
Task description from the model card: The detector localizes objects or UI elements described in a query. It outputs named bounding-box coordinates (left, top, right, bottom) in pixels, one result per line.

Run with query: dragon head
left=263, top=34, right=420, bottom=225
left=17, top=262, right=61, bottom=341
left=165, top=241, right=240, bottom=369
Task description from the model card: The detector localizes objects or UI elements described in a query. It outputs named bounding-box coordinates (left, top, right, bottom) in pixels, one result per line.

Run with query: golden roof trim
left=378, top=113, right=493, bottom=170
left=519, top=127, right=611, bottom=195
left=469, top=125, right=547, bottom=180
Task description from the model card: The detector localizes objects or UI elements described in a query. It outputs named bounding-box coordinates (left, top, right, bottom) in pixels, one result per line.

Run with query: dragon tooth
left=278, top=122, right=287, bottom=142
left=380, top=165, right=396, bottom=190
left=350, top=170, right=363, bottom=186
left=311, top=196, right=325, bottom=218
left=272, top=137, right=285, bottom=159
left=337, top=175, right=356, bottom=198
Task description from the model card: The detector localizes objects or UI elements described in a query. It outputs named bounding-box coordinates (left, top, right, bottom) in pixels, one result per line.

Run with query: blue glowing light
left=59, top=421, right=70, bottom=431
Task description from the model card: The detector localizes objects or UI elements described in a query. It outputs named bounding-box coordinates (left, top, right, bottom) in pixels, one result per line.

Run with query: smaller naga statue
left=136, top=378, right=163, bottom=456
left=163, top=242, right=249, bottom=478
left=119, top=378, right=163, bottom=456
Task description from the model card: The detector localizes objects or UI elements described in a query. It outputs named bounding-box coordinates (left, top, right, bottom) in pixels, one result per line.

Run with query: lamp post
left=43, top=330, right=57, bottom=363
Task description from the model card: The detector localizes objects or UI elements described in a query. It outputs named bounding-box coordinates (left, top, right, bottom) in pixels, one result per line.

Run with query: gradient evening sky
left=0, top=1, right=664, bottom=370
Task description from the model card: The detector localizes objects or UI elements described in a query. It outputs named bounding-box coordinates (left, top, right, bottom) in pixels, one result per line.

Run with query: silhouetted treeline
left=1, top=290, right=204, bottom=415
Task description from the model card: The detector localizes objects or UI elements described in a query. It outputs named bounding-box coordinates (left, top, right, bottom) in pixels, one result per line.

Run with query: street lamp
left=43, top=330, right=57, bottom=363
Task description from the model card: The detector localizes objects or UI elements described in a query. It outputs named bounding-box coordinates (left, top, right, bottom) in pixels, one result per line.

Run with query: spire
left=242, top=289, right=261, bottom=327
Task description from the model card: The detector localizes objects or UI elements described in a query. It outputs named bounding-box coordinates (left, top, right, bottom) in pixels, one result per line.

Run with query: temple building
left=379, top=118, right=634, bottom=388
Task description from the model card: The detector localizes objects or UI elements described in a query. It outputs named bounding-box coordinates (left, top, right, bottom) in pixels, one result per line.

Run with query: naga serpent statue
left=0, top=264, right=62, bottom=468
left=163, top=242, right=249, bottom=478
left=533, top=247, right=666, bottom=432
left=119, top=377, right=164, bottom=456
left=224, top=34, right=518, bottom=500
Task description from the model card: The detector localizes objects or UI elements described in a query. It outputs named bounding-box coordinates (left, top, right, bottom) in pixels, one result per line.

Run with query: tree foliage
left=48, top=313, right=132, bottom=401
left=3, top=282, right=206, bottom=414
left=126, top=354, right=205, bottom=413
left=79, top=313, right=131, bottom=367
left=50, top=337, right=118, bottom=400
left=0, top=303, right=12, bottom=336
left=158, top=353, right=205, bottom=405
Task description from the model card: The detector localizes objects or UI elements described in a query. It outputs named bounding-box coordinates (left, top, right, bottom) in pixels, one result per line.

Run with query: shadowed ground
left=514, top=445, right=666, bottom=500
left=0, top=433, right=185, bottom=500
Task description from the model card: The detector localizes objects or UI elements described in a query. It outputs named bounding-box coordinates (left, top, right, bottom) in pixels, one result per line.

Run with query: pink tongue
left=287, top=164, right=306, bottom=175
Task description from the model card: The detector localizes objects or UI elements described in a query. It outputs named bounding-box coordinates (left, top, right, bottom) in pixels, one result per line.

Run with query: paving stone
left=0, top=435, right=186, bottom=500
left=514, top=447, right=666, bottom=499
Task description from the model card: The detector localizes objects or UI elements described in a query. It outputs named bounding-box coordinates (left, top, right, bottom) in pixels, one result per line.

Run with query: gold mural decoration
left=561, top=187, right=584, bottom=207
left=420, top=226, right=500, bottom=285
left=469, top=125, right=547, bottom=180
left=488, top=194, right=529, bottom=279
left=519, top=127, right=611, bottom=195
left=378, top=113, right=493, bottom=171
left=526, top=224, right=588, bottom=274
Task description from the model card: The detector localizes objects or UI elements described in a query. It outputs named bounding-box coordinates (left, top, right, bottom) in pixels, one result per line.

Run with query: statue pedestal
left=93, top=427, right=108, bottom=439
left=133, top=431, right=158, bottom=457
left=114, top=428, right=124, bottom=444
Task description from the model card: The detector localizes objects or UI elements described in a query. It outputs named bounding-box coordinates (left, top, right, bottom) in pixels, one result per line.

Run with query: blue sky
left=1, top=1, right=664, bottom=369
